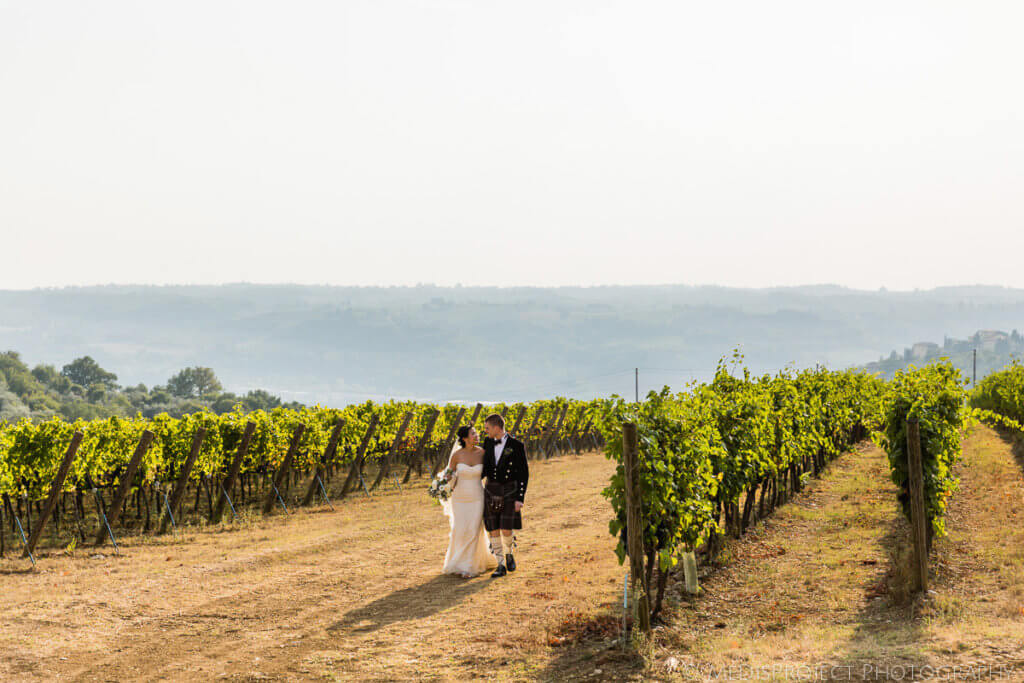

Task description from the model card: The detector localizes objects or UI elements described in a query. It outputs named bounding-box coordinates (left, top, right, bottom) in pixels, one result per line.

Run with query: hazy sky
left=2, top=1, right=1022, bottom=290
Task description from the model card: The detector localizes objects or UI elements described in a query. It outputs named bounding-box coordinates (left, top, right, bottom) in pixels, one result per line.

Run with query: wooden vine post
left=622, top=422, right=651, bottom=634
left=24, top=431, right=84, bottom=557
left=524, top=407, right=544, bottom=458
left=262, top=425, right=306, bottom=514
left=905, top=417, right=929, bottom=592
left=509, top=405, right=527, bottom=437
left=340, top=414, right=380, bottom=497
left=556, top=404, right=571, bottom=450
left=565, top=414, right=583, bottom=453
left=576, top=418, right=593, bottom=454
left=403, top=409, right=440, bottom=483
left=96, top=430, right=155, bottom=545
left=212, top=421, right=256, bottom=524
left=546, top=404, right=569, bottom=458
left=160, top=428, right=208, bottom=533
left=469, top=402, right=484, bottom=426
left=544, top=405, right=561, bottom=458
left=538, top=409, right=559, bottom=459
left=569, top=417, right=583, bottom=454
left=370, top=412, right=414, bottom=490
left=431, top=407, right=467, bottom=475
left=302, top=418, right=346, bottom=506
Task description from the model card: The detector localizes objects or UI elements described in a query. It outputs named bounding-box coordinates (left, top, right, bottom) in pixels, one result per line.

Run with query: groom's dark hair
left=484, top=413, right=505, bottom=429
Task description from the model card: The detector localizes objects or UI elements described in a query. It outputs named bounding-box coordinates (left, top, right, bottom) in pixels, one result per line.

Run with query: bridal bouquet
left=428, top=468, right=455, bottom=503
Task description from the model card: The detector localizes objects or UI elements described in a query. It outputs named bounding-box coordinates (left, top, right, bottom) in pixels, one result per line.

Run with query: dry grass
left=3, top=427, right=1024, bottom=682
left=0, top=451, right=630, bottom=681
left=639, top=427, right=1024, bottom=680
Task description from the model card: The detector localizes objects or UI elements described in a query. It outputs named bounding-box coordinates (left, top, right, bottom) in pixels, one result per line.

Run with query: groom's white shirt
left=493, top=432, right=508, bottom=465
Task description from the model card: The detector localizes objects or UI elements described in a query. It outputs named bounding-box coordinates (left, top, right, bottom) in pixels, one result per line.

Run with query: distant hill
left=864, top=329, right=1024, bottom=382
left=2, top=284, right=1024, bottom=406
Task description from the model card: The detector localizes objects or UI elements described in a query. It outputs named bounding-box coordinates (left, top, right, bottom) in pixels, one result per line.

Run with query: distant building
left=911, top=342, right=940, bottom=360
left=975, top=330, right=1009, bottom=352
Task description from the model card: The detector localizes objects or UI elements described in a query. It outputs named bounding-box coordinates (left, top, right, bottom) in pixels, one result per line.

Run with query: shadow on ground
left=536, top=631, right=644, bottom=682
left=825, top=513, right=928, bottom=676
left=329, top=573, right=490, bottom=633
left=1001, top=427, right=1024, bottom=472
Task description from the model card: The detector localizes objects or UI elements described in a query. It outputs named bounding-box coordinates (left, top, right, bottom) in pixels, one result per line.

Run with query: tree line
left=0, top=351, right=301, bottom=422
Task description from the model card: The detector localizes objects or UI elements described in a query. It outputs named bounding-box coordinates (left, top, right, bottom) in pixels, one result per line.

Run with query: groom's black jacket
left=483, top=434, right=529, bottom=503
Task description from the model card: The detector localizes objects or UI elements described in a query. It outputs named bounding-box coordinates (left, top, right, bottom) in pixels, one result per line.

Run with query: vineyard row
left=0, top=397, right=605, bottom=561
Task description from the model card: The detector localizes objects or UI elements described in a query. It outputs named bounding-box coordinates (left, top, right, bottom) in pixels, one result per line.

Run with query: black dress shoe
left=491, top=564, right=507, bottom=578
left=505, top=554, right=516, bottom=572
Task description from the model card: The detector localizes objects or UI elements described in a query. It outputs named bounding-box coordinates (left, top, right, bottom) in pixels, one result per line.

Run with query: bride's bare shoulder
left=472, top=445, right=484, bottom=454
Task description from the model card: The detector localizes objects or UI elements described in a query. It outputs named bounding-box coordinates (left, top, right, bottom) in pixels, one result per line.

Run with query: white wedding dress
left=441, top=463, right=494, bottom=577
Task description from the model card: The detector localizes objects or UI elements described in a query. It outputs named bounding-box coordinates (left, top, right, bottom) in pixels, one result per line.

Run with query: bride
left=441, top=426, right=495, bottom=578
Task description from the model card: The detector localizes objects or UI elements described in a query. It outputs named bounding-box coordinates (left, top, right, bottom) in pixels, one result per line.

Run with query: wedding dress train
left=441, top=463, right=494, bottom=576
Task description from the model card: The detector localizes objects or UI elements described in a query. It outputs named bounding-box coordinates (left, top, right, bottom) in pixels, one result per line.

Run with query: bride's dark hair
left=456, top=425, right=472, bottom=448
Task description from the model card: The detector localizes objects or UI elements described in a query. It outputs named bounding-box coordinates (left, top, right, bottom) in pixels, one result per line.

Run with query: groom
left=482, top=413, right=529, bottom=578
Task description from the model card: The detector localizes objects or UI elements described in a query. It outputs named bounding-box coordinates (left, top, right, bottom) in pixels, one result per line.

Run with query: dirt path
left=0, top=451, right=625, bottom=682
left=651, top=427, right=1024, bottom=680
left=5, top=428, right=1023, bottom=682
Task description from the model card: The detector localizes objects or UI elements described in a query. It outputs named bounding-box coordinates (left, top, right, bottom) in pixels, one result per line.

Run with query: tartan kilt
left=483, top=480, right=522, bottom=531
